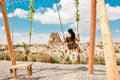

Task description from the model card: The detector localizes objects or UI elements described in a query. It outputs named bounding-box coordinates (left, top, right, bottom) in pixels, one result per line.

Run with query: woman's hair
left=68, top=28, right=75, bottom=40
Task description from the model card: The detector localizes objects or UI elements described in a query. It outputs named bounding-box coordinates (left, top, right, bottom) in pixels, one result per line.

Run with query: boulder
left=48, top=32, right=61, bottom=47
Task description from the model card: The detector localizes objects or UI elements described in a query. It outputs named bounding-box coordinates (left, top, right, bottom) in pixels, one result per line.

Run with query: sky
left=0, top=0, right=120, bottom=44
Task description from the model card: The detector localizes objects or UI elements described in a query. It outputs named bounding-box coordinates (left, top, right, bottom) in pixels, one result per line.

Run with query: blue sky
left=0, top=0, right=120, bottom=44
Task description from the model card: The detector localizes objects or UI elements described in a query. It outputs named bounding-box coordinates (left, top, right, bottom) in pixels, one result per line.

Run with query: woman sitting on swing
left=64, top=28, right=80, bottom=51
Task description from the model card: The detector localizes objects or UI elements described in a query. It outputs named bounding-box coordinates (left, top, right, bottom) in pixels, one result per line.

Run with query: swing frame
left=0, top=0, right=33, bottom=79
left=0, top=0, right=120, bottom=80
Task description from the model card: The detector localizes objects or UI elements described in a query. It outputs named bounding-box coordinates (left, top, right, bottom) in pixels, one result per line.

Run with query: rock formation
left=48, top=32, right=61, bottom=47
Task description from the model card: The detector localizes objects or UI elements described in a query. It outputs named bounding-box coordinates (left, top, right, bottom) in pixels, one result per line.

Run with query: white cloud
left=34, top=0, right=75, bottom=24
left=0, top=26, right=6, bottom=44
left=115, top=29, right=120, bottom=33
left=0, top=26, right=49, bottom=44
left=0, top=0, right=119, bottom=24
left=8, top=8, right=29, bottom=18
left=106, top=4, right=120, bottom=20
left=0, top=13, right=2, bottom=18
left=12, top=33, right=49, bottom=44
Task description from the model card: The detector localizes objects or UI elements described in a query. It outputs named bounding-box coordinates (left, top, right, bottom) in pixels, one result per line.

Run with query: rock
left=48, top=32, right=61, bottom=46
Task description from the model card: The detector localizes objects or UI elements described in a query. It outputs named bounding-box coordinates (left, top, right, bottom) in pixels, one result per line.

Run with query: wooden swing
left=0, top=0, right=33, bottom=79
left=55, top=0, right=81, bottom=63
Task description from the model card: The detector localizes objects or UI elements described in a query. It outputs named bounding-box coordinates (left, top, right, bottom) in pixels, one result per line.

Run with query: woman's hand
left=76, top=33, right=80, bottom=42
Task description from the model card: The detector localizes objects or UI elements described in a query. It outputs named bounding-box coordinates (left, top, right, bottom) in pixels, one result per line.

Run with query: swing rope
left=74, top=0, right=80, bottom=39
left=55, top=0, right=65, bottom=39
left=12, top=0, right=14, bottom=44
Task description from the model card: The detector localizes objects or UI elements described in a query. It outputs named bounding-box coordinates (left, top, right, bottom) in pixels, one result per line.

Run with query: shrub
left=94, top=56, right=99, bottom=64
left=32, top=55, right=37, bottom=62
left=115, top=49, right=119, bottom=53
left=64, top=56, right=72, bottom=64
left=15, top=53, right=24, bottom=61
left=36, top=51, right=51, bottom=63
left=51, top=57, right=59, bottom=63
left=98, top=57, right=105, bottom=65
left=0, top=53, right=4, bottom=60
left=81, top=59, right=88, bottom=64
left=117, top=58, right=120, bottom=65
left=6, top=54, right=10, bottom=60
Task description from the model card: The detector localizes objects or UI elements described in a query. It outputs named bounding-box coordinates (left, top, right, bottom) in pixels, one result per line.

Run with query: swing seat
left=9, top=63, right=33, bottom=78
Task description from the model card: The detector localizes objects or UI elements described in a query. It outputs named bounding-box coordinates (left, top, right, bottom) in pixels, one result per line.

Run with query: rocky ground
left=1, top=60, right=119, bottom=80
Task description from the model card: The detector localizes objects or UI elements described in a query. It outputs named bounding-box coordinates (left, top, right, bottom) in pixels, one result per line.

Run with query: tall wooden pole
left=97, top=0, right=120, bottom=80
left=88, top=0, right=96, bottom=74
left=1, top=0, right=16, bottom=65
left=1, top=1, right=17, bottom=78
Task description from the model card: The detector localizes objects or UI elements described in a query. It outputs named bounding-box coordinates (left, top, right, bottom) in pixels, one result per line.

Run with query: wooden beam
left=0, top=0, right=1, bottom=5
left=1, top=0, right=17, bottom=79
left=97, top=0, right=120, bottom=80
left=1, top=0, right=16, bottom=66
left=88, top=0, right=96, bottom=75
left=9, top=63, right=33, bottom=79
left=10, top=63, right=32, bottom=69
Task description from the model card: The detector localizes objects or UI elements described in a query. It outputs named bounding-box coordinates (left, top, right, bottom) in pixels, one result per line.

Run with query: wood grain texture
left=97, top=0, right=120, bottom=80
left=88, top=0, right=96, bottom=75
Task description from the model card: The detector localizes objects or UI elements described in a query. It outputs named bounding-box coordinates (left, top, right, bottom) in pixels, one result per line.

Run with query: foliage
left=29, top=0, right=35, bottom=22
left=0, top=53, right=10, bottom=60
left=115, top=49, right=119, bottom=53
left=116, top=58, right=120, bottom=65
left=64, top=56, right=72, bottom=64
left=74, top=0, right=80, bottom=22
left=81, top=59, right=88, bottom=64
left=36, top=51, right=51, bottom=63
left=23, top=42, right=30, bottom=56
left=94, top=56, right=105, bottom=65
left=0, top=53, right=4, bottom=60
left=28, top=28, right=34, bottom=36
left=51, top=57, right=59, bottom=63
left=16, top=54, right=24, bottom=61
left=32, top=55, right=37, bottom=62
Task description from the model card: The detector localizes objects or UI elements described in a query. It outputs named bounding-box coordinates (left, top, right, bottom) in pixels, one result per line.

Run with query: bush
left=98, top=57, right=105, bottom=65
left=15, top=54, right=24, bottom=61
left=93, top=56, right=105, bottom=65
left=51, top=57, right=59, bottom=63
left=81, top=59, right=88, bottom=64
left=32, top=55, right=37, bottom=62
left=117, top=58, right=120, bottom=65
left=115, top=49, right=119, bottom=53
left=0, top=53, right=11, bottom=60
left=64, top=56, right=72, bottom=64
left=0, top=53, right=4, bottom=60
left=36, top=51, right=51, bottom=63
left=94, top=56, right=99, bottom=64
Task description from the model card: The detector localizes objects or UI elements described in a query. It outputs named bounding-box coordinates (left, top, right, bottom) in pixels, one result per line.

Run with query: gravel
left=0, top=61, right=120, bottom=80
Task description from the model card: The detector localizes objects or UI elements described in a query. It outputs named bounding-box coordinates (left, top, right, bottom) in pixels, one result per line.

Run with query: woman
left=64, top=28, right=80, bottom=50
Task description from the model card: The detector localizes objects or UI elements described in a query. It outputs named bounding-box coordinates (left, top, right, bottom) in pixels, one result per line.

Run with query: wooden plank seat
left=9, top=63, right=33, bottom=79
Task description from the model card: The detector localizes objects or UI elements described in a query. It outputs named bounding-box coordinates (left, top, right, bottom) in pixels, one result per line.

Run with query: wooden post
left=1, top=0, right=17, bottom=78
left=88, top=0, right=96, bottom=74
left=97, top=0, right=120, bottom=80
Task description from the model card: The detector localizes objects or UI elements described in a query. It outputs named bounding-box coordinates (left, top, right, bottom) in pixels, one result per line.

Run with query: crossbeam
left=9, top=63, right=33, bottom=79
left=10, top=63, right=32, bottom=69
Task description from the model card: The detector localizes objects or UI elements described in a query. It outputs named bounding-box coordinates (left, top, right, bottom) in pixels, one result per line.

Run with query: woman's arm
left=75, top=36, right=80, bottom=42
left=63, top=37, right=66, bottom=43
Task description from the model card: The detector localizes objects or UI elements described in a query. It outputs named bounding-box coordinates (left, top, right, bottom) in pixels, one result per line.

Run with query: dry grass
left=36, top=51, right=51, bottom=63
